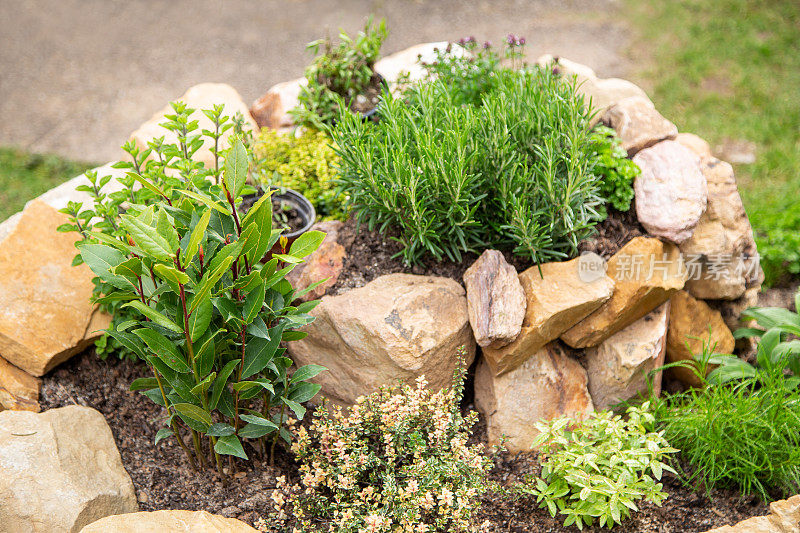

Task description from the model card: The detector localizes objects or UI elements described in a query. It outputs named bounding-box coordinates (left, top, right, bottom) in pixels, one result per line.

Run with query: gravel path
left=0, top=0, right=629, bottom=162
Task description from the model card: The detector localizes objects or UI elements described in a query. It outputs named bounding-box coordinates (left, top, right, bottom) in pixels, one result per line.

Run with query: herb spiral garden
left=2, top=19, right=799, bottom=533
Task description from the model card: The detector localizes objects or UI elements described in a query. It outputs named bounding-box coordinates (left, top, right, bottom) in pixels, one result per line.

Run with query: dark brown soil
left=347, top=73, right=384, bottom=116
left=330, top=217, right=534, bottom=294
left=41, top=350, right=768, bottom=531
left=578, top=205, right=646, bottom=259
left=271, top=197, right=305, bottom=234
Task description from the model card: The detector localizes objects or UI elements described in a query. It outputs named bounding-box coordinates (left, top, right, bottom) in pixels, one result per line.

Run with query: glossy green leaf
left=190, top=255, right=234, bottom=314
left=79, top=243, right=133, bottom=290
left=153, top=264, right=190, bottom=286
left=184, top=208, right=211, bottom=265
left=210, top=359, right=240, bottom=410
left=120, top=213, right=174, bottom=262
left=173, top=402, right=212, bottom=431
left=289, top=230, right=325, bottom=258
left=243, top=281, right=266, bottom=325
left=187, top=293, right=212, bottom=342
left=207, top=423, right=236, bottom=437
left=177, top=189, right=230, bottom=214
left=214, top=434, right=248, bottom=459
left=133, top=327, right=191, bottom=373
left=241, top=325, right=283, bottom=379
left=224, top=138, right=248, bottom=198
left=124, top=301, right=182, bottom=333
left=291, top=364, right=326, bottom=384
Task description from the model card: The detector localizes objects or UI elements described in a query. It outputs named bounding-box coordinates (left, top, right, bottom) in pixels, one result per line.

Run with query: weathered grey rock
left=482, top=256, right=614, bottom=376
left=286, top=221, right=348, bottom=302
left=131, top=83, right=257, bottom=168
left=666, top=290, right=735, bottom=388
left=475, top=343, right=594, bottom=453
left=585, top=303, right=669, bottom=411
left=287, top=274, right=475, bottom=405
left=0, top=356, right=40, bottom=412
left=562, top=237, right=686, bottom=348
left=703, top=494, right=800, bottom=532
left=0, top=200, right=111, bottom=376
left=249, top=77, right=306, bottom=131
left=680, top=156, right=760, bottom=300
left=0, top=405, right=138, bottom=533
left=603, top=96, right=678, bottom=156
left=633, top=140, right=708, bottom=244
left=463, top=250, right=526, bottom=349
left=81, top=510, right=259, bottom=532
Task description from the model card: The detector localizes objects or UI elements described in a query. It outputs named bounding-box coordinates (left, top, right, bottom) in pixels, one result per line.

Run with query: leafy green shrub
left=522, top=404, right=677, bottom=530
left=650, top=364, right=800, bottom=501
left=266, top=350, right=494, bottom=532
left=589, top=125, right=639, bottom=213
left=59, top=103, right=327, bottom=475
left=757, top=214, right=800, bottom=286
left=332, top=67, right=604, bottom=265
left=59, top=104, right=253, bottom=360
left=415, top=35, right=526, bottom=107
left=252, top=129, right=345, bottom=220
left=291, top=18, right=387, bottom=129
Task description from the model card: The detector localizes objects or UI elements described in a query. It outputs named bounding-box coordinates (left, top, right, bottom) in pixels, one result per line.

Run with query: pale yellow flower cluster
left=266, top=355, right=492, bottom=532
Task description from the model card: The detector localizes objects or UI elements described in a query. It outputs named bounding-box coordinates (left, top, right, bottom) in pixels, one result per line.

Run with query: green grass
left=0, top=147, right=95, bottom=221
left=626, top=0, right=800, bottom=285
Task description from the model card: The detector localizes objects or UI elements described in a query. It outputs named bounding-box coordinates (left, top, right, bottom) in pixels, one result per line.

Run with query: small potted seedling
left=290, top=17, right=388, bottom=129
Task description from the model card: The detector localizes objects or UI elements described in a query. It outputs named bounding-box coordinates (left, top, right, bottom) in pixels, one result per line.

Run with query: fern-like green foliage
left=331, top=67, right=605, bottom=265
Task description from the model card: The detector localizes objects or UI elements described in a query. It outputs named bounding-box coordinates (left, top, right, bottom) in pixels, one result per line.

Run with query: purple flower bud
left=483, top=40, right=491, bottom=49
left=519, top=36, right=526, bottom=45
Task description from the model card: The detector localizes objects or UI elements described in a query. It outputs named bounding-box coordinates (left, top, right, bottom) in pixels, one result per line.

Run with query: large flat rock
left=475, top=342, right=594, bottom=453
left=287, top=273, right=475, bottom=405
left=81, top=510, right=258, bottom=532
left=0, top=405, right=138, bottom=533
left=0, top=200, right=110, bottom=376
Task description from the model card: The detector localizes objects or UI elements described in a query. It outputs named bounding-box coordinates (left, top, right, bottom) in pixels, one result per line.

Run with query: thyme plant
left=59, top=103, right=326, bottom=476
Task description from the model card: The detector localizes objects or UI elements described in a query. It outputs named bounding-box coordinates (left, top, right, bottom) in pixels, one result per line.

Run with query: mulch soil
left=41, top=351, right=769, bottom=532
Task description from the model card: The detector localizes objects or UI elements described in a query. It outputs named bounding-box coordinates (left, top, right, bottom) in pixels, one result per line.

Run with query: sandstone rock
left=585, top=303, right=669, bottom=411
left=633, top=140, right=708, bottom=244
left=703, top=494, right=800, bottom=533
left=680, top=156, right=759, bottom=300
left=286, top=221, right=348, bottom=302
left=131, top=83, right=258, bottom=169
left=249, top=77, right=306, bottom=131
left=287, top=274, right=475, bottom=405
left=676, top=133, right=713, bottom=157
left=81, top=510, right=259, bottom=533
left=667, top=290, right=735, bottom=387
left=0, top=357, right=40, bottom=412
left=375, top=41, right=466, bottom=89
left=0, top=200, right=111, bottom=376
left=463, top=250, right=526, bottom=349
left=474, top=342, right=594, bottom=453
left=603, top=96, right=678, bottom=156
left=562, top=237, right=686, bottom=348
left=482, top=257, right=614, bottom=376
left=537, top=55, right=650, bottom=121
left=0, top=405, right=138, bottom=533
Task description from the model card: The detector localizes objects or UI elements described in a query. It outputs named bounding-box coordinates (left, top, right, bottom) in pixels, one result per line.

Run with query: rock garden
left=2, top=20, right=800, bottom=533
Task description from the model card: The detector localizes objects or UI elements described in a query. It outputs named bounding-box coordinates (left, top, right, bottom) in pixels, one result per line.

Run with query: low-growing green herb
left=650, top=363, right=800, bottom=501
left=589, top=125, right=639, bottom=213
left=522, top=404, right=677, bottom=530
left=252, top=129, right=346, bottom=220
left=291, top=18, right=387, bottom=129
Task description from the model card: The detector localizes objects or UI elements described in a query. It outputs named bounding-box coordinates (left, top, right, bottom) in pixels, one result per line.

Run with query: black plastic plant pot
left=240, top=187, right=316, bottom=259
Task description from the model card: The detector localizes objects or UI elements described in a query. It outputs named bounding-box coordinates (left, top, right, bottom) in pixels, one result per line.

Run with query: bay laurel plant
left=266, top=350, right=495, bottom=532
left=331, top=67, right=606, bottom=265
left=522, top=404, right=678, bottom=530
left=58, top=102, right=326, bottom=476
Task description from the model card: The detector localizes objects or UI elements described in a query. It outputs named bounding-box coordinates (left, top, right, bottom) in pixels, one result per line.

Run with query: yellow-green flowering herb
left=252, top=129, right=346, bottom=221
